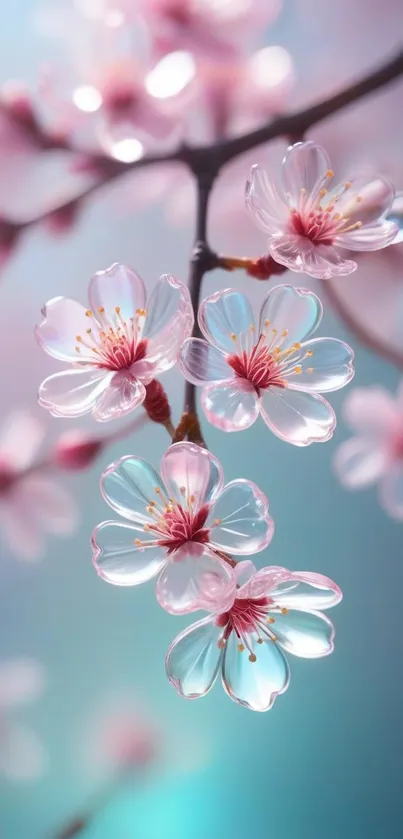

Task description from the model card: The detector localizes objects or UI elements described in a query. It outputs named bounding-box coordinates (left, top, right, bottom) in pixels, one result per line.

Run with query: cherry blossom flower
left=0, top=411, right=78, bottom=560
left=179, top=284, right=354, bottom=445
left=0, top=659, right=46, bottom=779
left=334, top=382, right=403, bottom=520
left=92, top=441, right=274, bottom=614
left=134, top=0, right=281, bottom=60
left=36, top=263, right=192, bottom=423
left=246, top=141, right=398, bottom=279
left=166, top=560, right=342, bottom=712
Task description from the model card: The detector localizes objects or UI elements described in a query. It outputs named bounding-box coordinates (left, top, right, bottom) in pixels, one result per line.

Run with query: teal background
left=1, top=2, right=403, bottom=838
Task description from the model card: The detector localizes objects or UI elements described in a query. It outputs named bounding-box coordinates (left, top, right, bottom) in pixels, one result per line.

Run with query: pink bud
left=53, top=431, right=103, bottom=470
left=0, top=80, right=35, bottom=124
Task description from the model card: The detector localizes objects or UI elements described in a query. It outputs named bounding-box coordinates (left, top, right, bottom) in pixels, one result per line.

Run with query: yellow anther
left=85, top=309, right=92, bottom=317
left=293, top=342, right=301, bottom=350
left=333, top=212, right=342, bottom=221
left=231, top=333, right=237, bottom=342
left=155, top=487, right=161, bottom=494
left=281, top=608, right=289, bottom=615
left=306, top=350, right=314, bottom=357
left=267, top=617, right=275, bottom=624
left=344, top=181, right=351, bottom=189
left=257, top=638, right=263, bottom=645
left=213, top=518, right=222, bottom=526
left=134, top=538, right=142, bottom=546
left=281, top=329, right=289, bottom=337
left=319, top=188, right=327, bottom=198
left=272, top=328, right=278, bottom=334
left=294, top=365, right=302, bottom=374
left=143, top=524, right=151, bottom=531
left=115, top=305, right=121, bottom=314
left=97, top=306, right=105, bottom=314
left=76, top=335, right=82, bottom=342
left=356, top=196, right=362, bottom=203
left=189, top=494, right=195, bottom=504
left=326, top=169, right=334, bottom=178
left=270, top=634, right=277, bottom=642
left=264, top=319, right=270, bottom=327
left=250, top=324, right=255, bottom=333
left=146, top=506, right=155, bottom=514
left=86, top=328, right=92, bottom=334
left=307, top=367, right=314, bottom=374
left=248, top=653, right=257, bottom=663
left=217, top=639, right=226, bottom=649
left=148, top=500, right=156, bottom=507
left=237, top=644, right=245, bottom=652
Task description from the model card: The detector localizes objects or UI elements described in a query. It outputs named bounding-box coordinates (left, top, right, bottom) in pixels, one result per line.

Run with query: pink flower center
left=227, top=340, right=286, bottom=392
left=135, top=485, right=211, bottom=554
left=288, top=176, right=364, bottom=245
left=226, top=326, right=317, bottom=392
left=0, top=459, right=16, bottom=494
left=216, top=595, right=285, bottom=661
left=159, top=0, right=192, bottom=25
left=75, top=306, right=148, bottom=371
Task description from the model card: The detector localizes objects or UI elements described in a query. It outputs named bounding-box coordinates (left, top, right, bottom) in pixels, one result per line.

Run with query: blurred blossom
left=0, top=659, right=46, bottom=780
left=179, top=285, right=354, bottom=445
left=130, top=0, right=281, bottom=60
left=36, top=264, right=192, bottom=422
left=0, top=411, right=78, bottom=560
left=166, top=560, right=342, bottom=712
left=334, top=383, right=403, bottom=521
left=246, top=141, right=398, bottom=279
left=92, top=441, right=274, bottom=613
left=53, top=430, right=104, bottom=470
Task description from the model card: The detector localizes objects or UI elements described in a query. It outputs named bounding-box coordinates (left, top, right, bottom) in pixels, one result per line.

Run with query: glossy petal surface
left=259, top=285, right=323, bottom=345
left=304, top=245, right=357, bottom=278
left=88, top=263, right=146, bottom=322
left=260, top=387, right=336, bottom=445
left=202, top=379, right=259, bottom=432
left=165, top=617, right=223, bottom=699
left=101, top=455, right=163, bottom=523
left=222, top=630, right=290, bottom=712
left=92, top=373, right=146, bottom=422
left=156, top=547, right=234, bottom=615
left=271, top=572, right=342, bottom=610
left=209, top=480, right=274, bottom=555
left=143, top=274, right=192, bottom=340
left=272, top=609, right=335, bottom=658
left=335, top=176, right=395, bottom=226
left=38, top=367, right=110, bottom=417
left=179, top=338, right=229, bottom=385
left=286, top=337, right=355, bottom=392
left=35, top=297, right=100, bottom=363
left=342, top=386, right=399, bottom=436
left=281, top=141, right=331, bottom=205
left=161, top=442, right=223, bottom=508
left=199, top=289, right=255, bottom=353
left=245, top=164, right=288, bottom=234
left=336, top=221, right=398, bottom=251
left=92, top=521, right=167, bottom=585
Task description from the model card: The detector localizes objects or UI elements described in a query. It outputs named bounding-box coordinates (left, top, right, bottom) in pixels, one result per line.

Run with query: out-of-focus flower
left=83, top=697, right=157, bottom=776
left=36, top=263, right=192, bottom=422
left=246, top=141, right=398, bottom=279
left=0, top=659, right=46, bottom=779
left=92, top=441, right=274, bottom=614
left=166, top=560, right=341, bottom=712
left=0, top=412, right=78, bottom=560
left=179, top=285, right=354, bottom=445
left=135, top=0, right=280, bottom=60
left=53, top=430, right=104, bottom=470
left=334, top=382, right=403, bottom=520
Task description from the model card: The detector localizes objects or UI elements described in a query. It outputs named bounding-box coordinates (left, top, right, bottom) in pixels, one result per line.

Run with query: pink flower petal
left=379, top=463, right=403, bottom=520
left=100, top=455, right=164, bottom=524
left=179, top=338, right=229, bottom=385
left=281, top=141, right=332, bottom=206
left=88, top=263, right=146, bottom=323
left=92, top=521, right=167, bottom=586
left=270, top=571, right=343, bottom=610
left=0, top=660, right=45, bottom=708
left=335, top=175, right=395, bottom=226
left=143, top=274, right=193, bottom=342
left=160, top=442, right=224, bottom=508
left=285, top=337, right=355, bottom=392
left=202, top=379, right=259, bottom=432
left=20, top=475, right=78, bottom=536
left=260, top=387, right=336, bottom=446
left=236, top=566, right=292, bottom=600
left=0, top=412, right=44, bottom=469
left=270, top=609, right=335, bottom=658
left=245, top=163, right=288, bottom=234
left=335, top=220, right=398, bottom=251
left=305, top=244, right=357, bottom=277
left=92, top=372, right=146, bottom=422
left=198, top=288, right=256, bottom=353
left=222, top=627, right=290, bottom=712
left=165, top=616, right=223, bottom=699
left=259, top=284, right=323, bottom=345
left=333, top=436, right=389, bottom=489
left=35, top=297, right=100, bottom=362
left=209, top=479, right=274, bottom=555
left=268, top=233, right=310, bottom=273
left=342, top=386, right=399, bottom=436
left=0, top=500, right=44, bottom=560
left=38, top=367, right=111, bottom=418
left=156, top=545, right=234, bottom=615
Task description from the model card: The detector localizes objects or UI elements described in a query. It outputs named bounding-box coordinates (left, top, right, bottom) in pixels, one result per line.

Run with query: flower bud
left=144, top=379, right=171, bottom=424
left=53, top=431, right=103, bottom=470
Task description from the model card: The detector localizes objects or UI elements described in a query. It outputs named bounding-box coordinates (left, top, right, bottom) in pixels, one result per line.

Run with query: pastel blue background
left=1, top=2, right=403, bottom=838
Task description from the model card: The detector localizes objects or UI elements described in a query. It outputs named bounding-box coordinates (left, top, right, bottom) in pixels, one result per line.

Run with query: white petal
left=179, top=338, right=229, bottom=385
left=100, top=455, right=164, bottom=524
left=92, top=373, right=146, bottom=422
left=222, top=630, right=290, bottom=712
left=166, top=616, right=223, bottom=699
left=156, top=546, right=234, bottom=615
left=202, top=379, right=259, bottom=432
left=38, top=367, right=111, bottom=418
left=272, top=609, right=335, bottom=658
left=92, top=521, right=167, bottom=585
left=88, top=263, right=146, bottom=322
left=259, top=284, right=323, bottom=344
left=281, top=141, right=332, bottom=206
left=260, top=387, right=336, bottom=446
left=285, top=337, right=355, bottom=392
left=161, top=442, right=224, bottom=508
left=245, top=163, right=288, bottom=234
left=198, top=288, right=256, bottom=353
